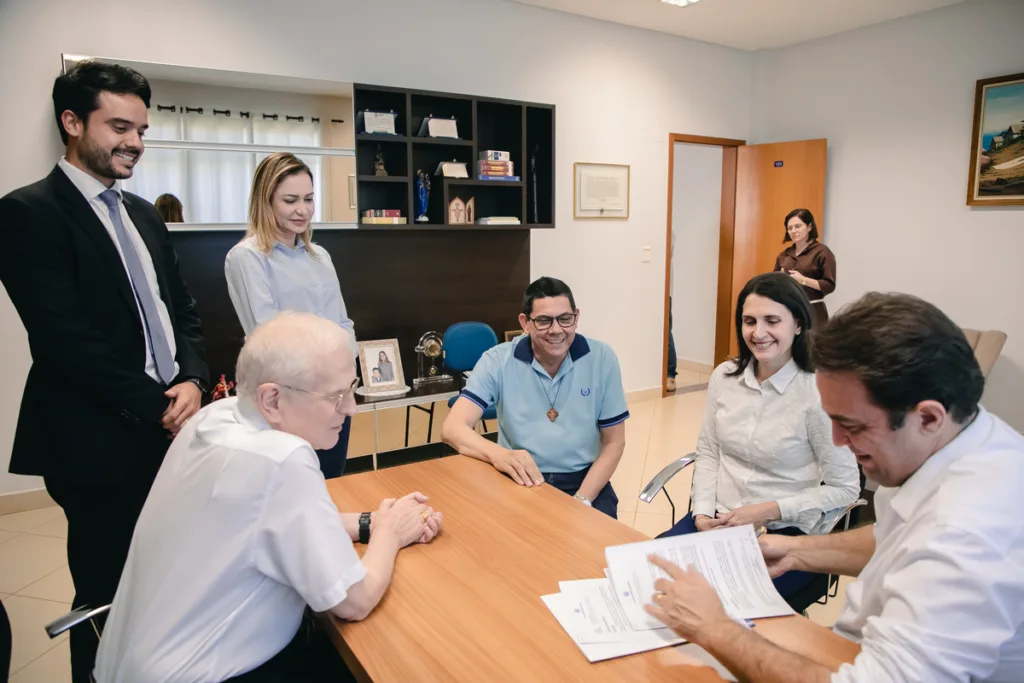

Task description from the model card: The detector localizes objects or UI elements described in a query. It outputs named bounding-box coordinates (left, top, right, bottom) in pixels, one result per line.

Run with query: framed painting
left=967, top=72, right=1024, bottom=206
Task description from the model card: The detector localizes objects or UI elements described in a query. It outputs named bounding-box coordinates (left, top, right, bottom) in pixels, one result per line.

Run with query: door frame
left=662, top=133, right=745, bottom=398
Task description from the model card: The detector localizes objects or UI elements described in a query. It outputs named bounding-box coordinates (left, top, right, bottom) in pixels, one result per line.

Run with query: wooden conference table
left=323, top=456, right=860, bottom=682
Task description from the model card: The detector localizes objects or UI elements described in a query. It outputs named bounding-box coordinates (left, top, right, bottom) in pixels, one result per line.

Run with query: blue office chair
left=444, top=322, right=499, bottom=431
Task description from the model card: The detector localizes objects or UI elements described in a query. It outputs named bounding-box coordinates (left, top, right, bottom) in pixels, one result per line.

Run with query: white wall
left=671, top=143, right=722, bottom=367
left=0, top=0, right=754, bottom=494
left=752, top=0, right=1024, bottom=430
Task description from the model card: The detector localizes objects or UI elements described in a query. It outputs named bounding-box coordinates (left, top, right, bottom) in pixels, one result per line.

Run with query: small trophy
left=374, top=145, right=388, bottom=176
left=414, top=332, right=452, bottom=387
left=416, top=169, right=431, bottom=223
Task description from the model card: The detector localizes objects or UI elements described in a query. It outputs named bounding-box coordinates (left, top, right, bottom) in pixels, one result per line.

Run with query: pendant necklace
left=538, top=373, right=564, bottom=422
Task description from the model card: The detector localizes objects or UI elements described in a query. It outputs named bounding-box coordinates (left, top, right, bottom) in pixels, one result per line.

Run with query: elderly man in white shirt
left=94, top=312, right=444, bottom=683
left=645, top=292, right=1024, bottom=683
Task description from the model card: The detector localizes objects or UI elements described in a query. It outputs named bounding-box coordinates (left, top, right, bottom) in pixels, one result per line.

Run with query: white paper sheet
left=540, top=592, right=684, bottom=662
left=555, top=578, right=679, bottom=643
left=605, top=525, right=794, bottom=630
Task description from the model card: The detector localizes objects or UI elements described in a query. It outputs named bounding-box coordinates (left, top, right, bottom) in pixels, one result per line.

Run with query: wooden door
left=718, top=139, right=827, bottom=361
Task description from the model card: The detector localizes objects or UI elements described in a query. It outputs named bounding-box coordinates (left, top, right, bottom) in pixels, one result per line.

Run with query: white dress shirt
left=832, top=407, right=1024, bottom=683
left=93, top=397, right=366, bottom=683
left=58, top=158, right=178, bottom=382
left=690, top=360, right=860, bottom=534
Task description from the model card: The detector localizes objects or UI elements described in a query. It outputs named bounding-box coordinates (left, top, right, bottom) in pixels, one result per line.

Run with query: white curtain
left=184, top=115, right=254, bottom=223
left=253, top=119, right=323, bottom=222
left=125, top=107, right=325, bottom=224
left=124, top=110, right=188, bottom=219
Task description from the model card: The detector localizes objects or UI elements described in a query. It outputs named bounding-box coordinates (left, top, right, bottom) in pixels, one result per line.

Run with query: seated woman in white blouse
left=658, top=272, right=859, bottom=607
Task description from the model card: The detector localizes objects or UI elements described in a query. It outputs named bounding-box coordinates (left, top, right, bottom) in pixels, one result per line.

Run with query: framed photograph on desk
left=358, top=339, right=406, bottom=395
left=574, top=162, right=630, bottom=219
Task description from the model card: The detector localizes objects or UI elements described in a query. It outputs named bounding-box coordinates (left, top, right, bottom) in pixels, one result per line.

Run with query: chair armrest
left=45, top=604, right=111, bottom=639
left=839, top=498, right=868, bottom=532
left=638, top=454, right=696, bottom=504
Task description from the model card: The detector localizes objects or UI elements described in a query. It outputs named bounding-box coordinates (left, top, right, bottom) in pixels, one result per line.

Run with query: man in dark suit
left=0, top=60, right=209, bottom=682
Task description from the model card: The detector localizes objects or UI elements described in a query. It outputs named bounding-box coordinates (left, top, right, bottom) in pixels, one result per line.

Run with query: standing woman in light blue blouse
left=225, top=152, right=357, bottom=478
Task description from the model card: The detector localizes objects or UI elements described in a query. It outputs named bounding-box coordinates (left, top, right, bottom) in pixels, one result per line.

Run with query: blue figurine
left=416, top=169, right=431, bottom=222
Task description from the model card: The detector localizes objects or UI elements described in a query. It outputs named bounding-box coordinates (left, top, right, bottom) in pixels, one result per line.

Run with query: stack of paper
left=541, top=576, right=685, bottom=662
left=541, top=525, right=793, bottom=663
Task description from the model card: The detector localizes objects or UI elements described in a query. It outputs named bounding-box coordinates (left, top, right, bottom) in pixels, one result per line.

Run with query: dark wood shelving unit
left=357, top=175, right=409, bottom=183
left=446, top=179, right=524, bottom=187
left=411, top=137, right=474, bottom=147
left=356, top=133, right=409, bottom=143
left=353, top=83, right=555, bottom=230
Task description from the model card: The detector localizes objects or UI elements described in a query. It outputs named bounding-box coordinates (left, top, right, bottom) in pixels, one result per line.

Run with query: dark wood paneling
left=170, top=230, right=531, bottom=382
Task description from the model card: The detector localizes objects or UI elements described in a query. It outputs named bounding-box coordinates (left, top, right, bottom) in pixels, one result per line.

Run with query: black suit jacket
left=0, top=165, right=209, bottom=488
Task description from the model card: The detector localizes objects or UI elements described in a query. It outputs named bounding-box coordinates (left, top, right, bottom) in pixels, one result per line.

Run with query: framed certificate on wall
left=574, top=162, right=630, bottom=219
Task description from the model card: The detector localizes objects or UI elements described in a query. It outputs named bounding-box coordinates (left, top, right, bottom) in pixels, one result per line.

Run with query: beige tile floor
left=0, top=390, right=847, bottom=681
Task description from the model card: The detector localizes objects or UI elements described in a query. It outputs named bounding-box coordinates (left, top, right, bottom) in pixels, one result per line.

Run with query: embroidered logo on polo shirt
left=581, top=388, right=591, bottom=397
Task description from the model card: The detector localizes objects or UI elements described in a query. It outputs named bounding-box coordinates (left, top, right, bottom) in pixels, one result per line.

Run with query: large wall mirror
left=62, top=54, right=356, bottom=229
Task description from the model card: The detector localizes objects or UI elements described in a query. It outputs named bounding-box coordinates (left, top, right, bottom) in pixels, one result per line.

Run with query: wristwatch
left=573, top=494, right=592, bottom=507
left=186, top=377, right=208, bottom=393
left=358, top=512, right=372, bottom=544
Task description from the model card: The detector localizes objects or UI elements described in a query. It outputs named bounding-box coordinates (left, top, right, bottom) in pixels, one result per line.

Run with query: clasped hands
left=693, top=501, right=781, bottom=532
left=373, top=492, right=445, bottom=546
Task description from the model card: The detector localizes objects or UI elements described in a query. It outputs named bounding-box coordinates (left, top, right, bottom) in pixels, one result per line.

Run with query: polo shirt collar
left=741, top=358, right=800, bottom=393
left=513, top=333, right=590, bottom=363
left=888, top=408, right=991, bottom=522
left=513, top=334, right=591, bottom=380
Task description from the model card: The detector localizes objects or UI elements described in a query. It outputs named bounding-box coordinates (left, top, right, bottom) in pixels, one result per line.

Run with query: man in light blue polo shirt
left=441, top=277, right=629, bottom=518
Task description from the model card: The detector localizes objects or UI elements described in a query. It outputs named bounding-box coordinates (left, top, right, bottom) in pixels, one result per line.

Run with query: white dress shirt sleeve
left=832, top=526, right=1024, bottom=683
left=776, top=402, right=860, bottom=524
left=254, top=447, right=367, bottom=613
left=690, top=366, right=725, bottom=518
left=225, top=245, right=280, bottom=337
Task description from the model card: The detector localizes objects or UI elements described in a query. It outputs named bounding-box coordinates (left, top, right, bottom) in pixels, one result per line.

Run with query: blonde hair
left=246, top=152, right=316, bottom=254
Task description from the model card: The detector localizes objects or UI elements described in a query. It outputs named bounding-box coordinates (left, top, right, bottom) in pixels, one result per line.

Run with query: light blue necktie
left=99, top=189, right=175, bottom=383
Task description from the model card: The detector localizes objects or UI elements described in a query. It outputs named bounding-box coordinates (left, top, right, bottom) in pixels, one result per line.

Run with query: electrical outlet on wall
left=641, top=246, right=651, bottom=263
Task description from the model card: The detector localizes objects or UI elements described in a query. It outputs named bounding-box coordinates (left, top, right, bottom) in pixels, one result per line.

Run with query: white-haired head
left=236, top=312, right=356, bottom=449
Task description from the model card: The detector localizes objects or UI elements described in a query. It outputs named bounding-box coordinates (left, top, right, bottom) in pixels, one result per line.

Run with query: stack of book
left=361, top=209, right=407, bottom=225
left=476, top=216, right=521, bottom=225
left=478, top=150, right=520, bottom=182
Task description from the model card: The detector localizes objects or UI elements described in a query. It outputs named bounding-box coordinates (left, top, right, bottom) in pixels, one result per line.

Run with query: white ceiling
left=504, top=0, right=970, bottom=51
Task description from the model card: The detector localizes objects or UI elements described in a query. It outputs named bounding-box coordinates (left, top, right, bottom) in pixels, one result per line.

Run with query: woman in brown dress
left=773, top=208, right=836, bottom=329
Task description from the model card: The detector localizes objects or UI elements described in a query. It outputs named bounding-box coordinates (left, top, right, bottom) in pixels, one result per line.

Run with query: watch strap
left=358, top=512, right=372, bottom=544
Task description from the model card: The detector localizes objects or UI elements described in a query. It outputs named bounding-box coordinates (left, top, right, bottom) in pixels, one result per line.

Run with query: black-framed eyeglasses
left=527, top=313, right=578, bottom=331
left=278, top=377, right=361, bottom=413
